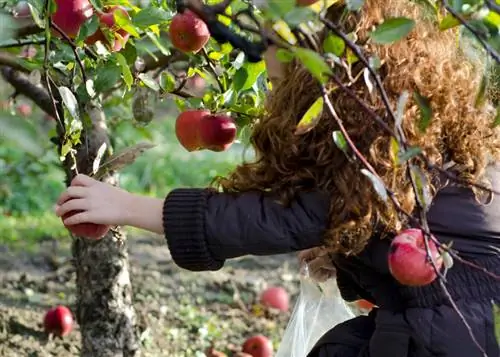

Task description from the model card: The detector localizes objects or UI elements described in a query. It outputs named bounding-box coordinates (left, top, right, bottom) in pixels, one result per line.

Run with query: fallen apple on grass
left=43, top=305, right=74, bottom=337
left=242, top=335, right=273, bottom=357
left=169, top=10, right=210, bottom=53
left=175, top=110, right=237, bottom=152
left=388, top=228, right=443, bottom=286
left=259, top=286, right=289, bottom=312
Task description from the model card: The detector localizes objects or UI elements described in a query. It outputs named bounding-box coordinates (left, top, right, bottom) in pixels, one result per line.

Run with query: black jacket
left=162, top=165, right=500, bottom=357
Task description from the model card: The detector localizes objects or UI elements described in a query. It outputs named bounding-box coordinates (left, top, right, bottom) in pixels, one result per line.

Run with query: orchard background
left=1, top=0, right=500, bottom=356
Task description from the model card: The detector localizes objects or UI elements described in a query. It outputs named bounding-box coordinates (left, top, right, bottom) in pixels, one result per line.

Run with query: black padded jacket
left=162, top=165, right=500, bottom=357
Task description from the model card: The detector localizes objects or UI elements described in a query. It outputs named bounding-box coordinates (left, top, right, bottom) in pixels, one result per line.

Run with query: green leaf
left=439, top=14, right=461, bottom=31
left=370, top=17, right=416, bottom=44
left=390, top=137, right=400, bottom=165
left=395, top=90, right=409, bottom=130
left=284, top=7, right=316, bottom=28
left=233, top=61, right=266, bottom=92
left=413, top=90, right=433, bottom=132
left=132, top=7, right=171, bottom=28
left=266, top=0, right=296, bottom=19
left=361, top=169, right=388, bottom=202
left=138, top=73, right=160, bottom=91
left=0, top=13, right=20, bottom=42
left=494, top=303, right=500, bottom=344
left=114, top=8, right=140, bottom=38
left=332, top=131, right=348, bottom=152
left=115, top=53, right=133, bottom=90
left=323, top=34, right=345, bottom=57
left=346, top=0, right=365, bottom=11
left=410, top=165, right=431, bottom=210
left=398, top=146, right=422, bottom=163
left=295, top=97, right=324, bottom=135
left=294, top=48, right=332, bottom=84
left=275, top=49, right=295, bottom=63
left=492, top=106, right=500, bottom=128
left=94, top=62, right=122, bottom=93
left=58, top=87, right=79, bottom=121
left=475, top=73, right=488, bottom=108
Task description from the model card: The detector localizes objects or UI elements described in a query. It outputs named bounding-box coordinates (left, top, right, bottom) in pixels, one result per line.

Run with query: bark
left=2, top=65, right=142, bottom=357
left=70, top=103, right=140, bottom=357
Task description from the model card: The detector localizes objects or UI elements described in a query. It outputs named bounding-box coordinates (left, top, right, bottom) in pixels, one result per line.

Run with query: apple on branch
left=169, top=10, right=210, bottom=53
left=51, top=0, right=94, bottom=39
left=85, top=6, right=131, bottom=52
left=388, top=228, right=444, bottom=286
left=175, top=110, right=237, bottom=152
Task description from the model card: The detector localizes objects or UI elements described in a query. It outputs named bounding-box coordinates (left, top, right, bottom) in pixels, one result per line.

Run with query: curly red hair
left=214, top=0, right=500, bottom=255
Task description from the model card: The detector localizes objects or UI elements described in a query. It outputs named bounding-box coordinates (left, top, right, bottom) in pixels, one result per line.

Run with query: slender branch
left=201, top=47, right=224, bottom=91
left=442, top=0, right=500, bottom=63
left=485, top=0, right=500, bottom=14
left=51, top=23, right=88, bottom=84
left=0, top=39, right=45, bottom=48
left=140, top=50, right=187, bottom=73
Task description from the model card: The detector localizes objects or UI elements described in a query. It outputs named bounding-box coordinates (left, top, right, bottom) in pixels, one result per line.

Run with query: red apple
left=85, top=6, right=131, bottom=52
left=297, top=0, right=319, bottom=6
left=355, top=299, right=375, bottom=310
left=388, top=228, right=443, bottom=286
left=16, top=103, right=32, bottom=117
left=175, top=109, right=210, bottom=151
left=242, top=335, right=273, bottom=357
left=259, top=286, right=289, bottom=312
left=62, top=210, right=110, bottom=239
left=199, top=114, right=237, bottom=152
left=43, top=305, right=74, bottom=337
left=169, top=10, right=210, bottom=53
left=51, top=0, right=94, bottom=39
left=13, top=1, right=31, bottom=19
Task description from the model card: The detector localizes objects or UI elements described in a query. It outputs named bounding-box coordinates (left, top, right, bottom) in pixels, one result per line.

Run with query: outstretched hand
left=297, top=247, right=336, bottom=283
left=55, top=174, right=133, bottom=227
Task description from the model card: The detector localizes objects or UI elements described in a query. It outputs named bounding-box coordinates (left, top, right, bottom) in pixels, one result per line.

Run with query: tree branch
left=0, top=67, right=56, bottom=117
left=0, top=51, right=30, bottom=73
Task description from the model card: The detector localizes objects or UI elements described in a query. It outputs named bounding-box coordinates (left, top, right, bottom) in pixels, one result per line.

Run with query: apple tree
left=0, top=0, right=499, bottom=356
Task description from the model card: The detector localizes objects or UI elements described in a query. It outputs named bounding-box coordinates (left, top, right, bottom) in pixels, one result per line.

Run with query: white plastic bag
left=275, top=263, right=355, bottom=357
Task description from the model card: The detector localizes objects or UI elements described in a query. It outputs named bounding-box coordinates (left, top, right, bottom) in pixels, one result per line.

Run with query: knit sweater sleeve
left=162, top=188, right=330, bottom=272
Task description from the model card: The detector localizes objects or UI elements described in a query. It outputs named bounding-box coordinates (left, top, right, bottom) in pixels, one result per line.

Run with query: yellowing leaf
left=272, top=20, right=297, bottom=45
left=295, top=96, right=324, bottom=135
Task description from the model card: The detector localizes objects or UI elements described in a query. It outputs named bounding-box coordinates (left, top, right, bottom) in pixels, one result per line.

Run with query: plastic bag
left=275, top=263, right=355, bottom=357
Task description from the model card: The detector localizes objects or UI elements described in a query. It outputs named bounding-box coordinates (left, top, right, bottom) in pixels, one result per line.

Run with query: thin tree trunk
left=68, top=104, right=140, bottom=357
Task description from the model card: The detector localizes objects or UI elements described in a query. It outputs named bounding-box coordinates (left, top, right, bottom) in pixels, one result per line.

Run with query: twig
left=50, top=23, right=88, bottom=83
left=201, top=47, right=224, bottom=91
left=442, top=0, right=500, bottom=63
left=485, top=0, right=500, bottom=14
left=0, top=39, right=45, bottom=48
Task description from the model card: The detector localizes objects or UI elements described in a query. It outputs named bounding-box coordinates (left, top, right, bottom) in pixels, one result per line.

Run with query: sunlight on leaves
left=361, top=169, right=388, bottom=202
left=294, top=48, right=333, bottom=84
left=295, top=97, right=324, bottom=135
left=370, top=17, right=416, bottom=44
left=332, top=130, right=348, bottom=152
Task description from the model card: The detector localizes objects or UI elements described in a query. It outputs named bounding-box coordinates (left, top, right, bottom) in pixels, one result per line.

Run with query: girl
left=55, top=0, right=500, bottom=356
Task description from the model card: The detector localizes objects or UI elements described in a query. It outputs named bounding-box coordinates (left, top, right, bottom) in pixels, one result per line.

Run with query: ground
left=0, top=233, right=352, bottom=357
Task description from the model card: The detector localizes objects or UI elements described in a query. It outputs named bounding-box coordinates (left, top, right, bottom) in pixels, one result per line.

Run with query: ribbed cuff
left=163, top=188, right=224, bottom=272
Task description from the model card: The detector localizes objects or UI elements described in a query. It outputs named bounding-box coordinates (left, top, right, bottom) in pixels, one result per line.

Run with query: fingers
left=71, top=174, right=96, bottom=187
left=56, top=186, right=88, bottom=206
left=62, top=210, right=90, bottom=226
left=55, top=199, right=89, bottom=217
left=298, top=247, right=323, bottom=263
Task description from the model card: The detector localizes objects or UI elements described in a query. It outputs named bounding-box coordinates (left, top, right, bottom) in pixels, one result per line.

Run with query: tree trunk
left=68, top=104, right=140, bottom=357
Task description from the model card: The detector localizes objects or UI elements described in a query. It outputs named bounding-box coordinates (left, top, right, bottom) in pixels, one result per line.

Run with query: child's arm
left=55, top=174, right=330, bottom=271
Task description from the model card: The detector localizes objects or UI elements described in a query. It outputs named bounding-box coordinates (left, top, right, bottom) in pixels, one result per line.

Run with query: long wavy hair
left=213, top=0, right=500, bottom=255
